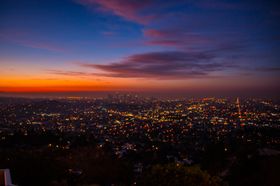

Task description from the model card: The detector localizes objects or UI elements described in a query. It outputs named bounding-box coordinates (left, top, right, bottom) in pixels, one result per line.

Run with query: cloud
left=79, top=51, right=238, bottom=79
left=255, top=67, right=280, bottom=72
left=144, top=29, right=212, bottom=48
left=101, top=31, right=117, bottom=36
left=0, top=30, right=65, bottom=52
left=76, top=0, right=156, bottom=24
left=15, top=40, right=65, bottom=52
left=196, top=1, right=242, bottom=10
left=47, top=70, right=92, bottom=76
left=142, top=28, right=249, bottom=55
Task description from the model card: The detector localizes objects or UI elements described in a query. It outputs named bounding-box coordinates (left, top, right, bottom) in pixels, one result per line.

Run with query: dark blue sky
left=0, top=0, right=280, bottom=93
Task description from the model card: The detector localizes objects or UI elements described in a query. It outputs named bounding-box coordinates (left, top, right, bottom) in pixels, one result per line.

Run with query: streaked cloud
left=47, top=70, right=94, bottom=77
left=79, top=51, right=239, bottom=79
left=76, top=0, right=156, bottom=24
left=255, top=67, right=280, bottom=72
left=0, top=30, right=65, bottom=52
left=143, top=28, right=212, bottom=48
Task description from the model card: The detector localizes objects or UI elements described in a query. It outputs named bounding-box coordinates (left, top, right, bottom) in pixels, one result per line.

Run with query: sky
left=0, top=0, right=280, bottom=96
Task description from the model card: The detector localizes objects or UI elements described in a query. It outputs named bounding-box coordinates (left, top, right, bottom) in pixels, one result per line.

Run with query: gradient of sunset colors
left=1, top=0, right=280, bottom=95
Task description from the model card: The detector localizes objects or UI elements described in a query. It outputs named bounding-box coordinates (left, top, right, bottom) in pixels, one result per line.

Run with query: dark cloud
left=80, top=51, right=239, bottom=79
left=47, top=70, right=91, bottom=76
left=255, top=67, right=280, bottom=72
left=196, top=1, right=243, bottom=10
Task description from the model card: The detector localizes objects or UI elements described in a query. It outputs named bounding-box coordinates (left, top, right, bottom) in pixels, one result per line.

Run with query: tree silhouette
left=139, top=163, right=224, bottom=186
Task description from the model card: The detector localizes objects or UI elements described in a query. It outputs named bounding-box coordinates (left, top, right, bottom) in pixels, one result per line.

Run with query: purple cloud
left=143, top=28, right=212, bottom=48
left=79, top=51, right=239, bottom=79
left=142, top=28, right=249, bottom=57
left=76, top=0, right=156, bottom=24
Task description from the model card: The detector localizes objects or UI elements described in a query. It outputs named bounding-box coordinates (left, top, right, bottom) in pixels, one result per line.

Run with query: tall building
left=0, top=169, right=15, bottom=186
left=236, top=97, right=242, bottom=119
left=236, top=97, right=245, bottom=126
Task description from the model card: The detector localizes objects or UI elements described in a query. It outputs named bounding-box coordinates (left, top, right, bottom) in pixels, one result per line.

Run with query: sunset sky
left=1, top=0, right=280, bottom=95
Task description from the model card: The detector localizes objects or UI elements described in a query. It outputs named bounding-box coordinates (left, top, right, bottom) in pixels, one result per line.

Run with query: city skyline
left=1, top=0, right=280, bottom=95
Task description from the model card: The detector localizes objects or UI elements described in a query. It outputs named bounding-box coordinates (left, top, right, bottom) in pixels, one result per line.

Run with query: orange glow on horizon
left=0, top=74, right=178, bottom=92
left=1, top=69, right=277, bottom=93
